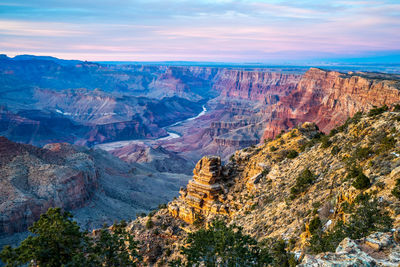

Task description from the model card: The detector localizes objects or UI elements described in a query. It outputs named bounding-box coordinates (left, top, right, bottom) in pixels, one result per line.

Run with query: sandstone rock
left=168, top=156, right=230, bottom=223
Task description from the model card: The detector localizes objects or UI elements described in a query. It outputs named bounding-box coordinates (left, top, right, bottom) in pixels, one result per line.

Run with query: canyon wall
left=262, top=68, right=400, bottom=139
left=0, top=137, right=191, bottom=239
left=213, top=70, right=302, bottom=101
left=0, top=138, right=98, bottom=234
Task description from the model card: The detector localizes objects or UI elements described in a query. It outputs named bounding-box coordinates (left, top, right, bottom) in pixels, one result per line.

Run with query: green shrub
left=331, top=145, right=340, bottom=155
left=177, top=219, right=272, bottom=266
left=146, top=218, right=154, bottom=229
left=0, top=208, right=141, bottom=266
left=352, top=146, right=372, bottom=161
left=329, top=128, right=339, bottom=137
left=392, top=179, right=400, bottom=200
left=269, top=239, right=297, bottom=267
left=341, top=201, right=354, bottom=213
left=299, top=132, right=325, bottom=151
left=308, top=217, right=322, bottom=235
left=158, top=203, right=167, bottom=210
left=270, top=146, right=278, bottom=152
left=286, top=150, right=299, bottom=159
left=320, top=135, right=332, bottom=148
left=290, top=168, right=316, bottom=199
left=352, top=173, right=370, bottom=190
left=276, top=130, right=285, bottom=139
left=368, top=105, right=388, bottom=117
left=193, top=215, right=204, bottom=227
left=347, top=166, right=371, bottom=190
left=380, top=135, right=396, bottom=151
left=261, top=168, right=270, bottom=176
left=394, top=104, right=400, bottom=112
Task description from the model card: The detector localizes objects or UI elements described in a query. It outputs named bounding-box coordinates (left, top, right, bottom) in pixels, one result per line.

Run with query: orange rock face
left=168, top=156, right=230, bottom=223
left=262, top=68, right=400, bottom=139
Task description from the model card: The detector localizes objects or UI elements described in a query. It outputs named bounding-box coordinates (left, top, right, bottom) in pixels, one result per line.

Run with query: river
left=96, top=105, right=207, bottom=151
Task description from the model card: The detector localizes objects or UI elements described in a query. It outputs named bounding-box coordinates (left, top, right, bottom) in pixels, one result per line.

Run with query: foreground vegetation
left=0, top=208, right=141, bottom=267
left=1, top=197, right=391, bottom=266
left=1, top=210, right=298, bottom=267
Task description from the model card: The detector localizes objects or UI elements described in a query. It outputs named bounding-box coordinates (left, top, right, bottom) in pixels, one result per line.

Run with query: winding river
left=96, top=105, right=207, bottom=151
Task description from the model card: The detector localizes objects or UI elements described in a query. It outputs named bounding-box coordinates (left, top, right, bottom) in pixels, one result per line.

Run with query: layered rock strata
left=262, top=68, right=400, bottom=139
left=0, top=137, right=98, bottom=234
left=168, top=156, right=232, bottom=223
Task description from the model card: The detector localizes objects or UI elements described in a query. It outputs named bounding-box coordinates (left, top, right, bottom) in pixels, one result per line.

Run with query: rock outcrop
left=300, top=231, right=400, bottom=266
left=169, top=156, right=231, bottom=223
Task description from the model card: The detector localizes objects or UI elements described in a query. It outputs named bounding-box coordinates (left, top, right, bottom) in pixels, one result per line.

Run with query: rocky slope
left=106, top=143, right=194, bottom=174
left=127, top=107, right=400, bottom=265
left=0, top=137, right=97, bottom=234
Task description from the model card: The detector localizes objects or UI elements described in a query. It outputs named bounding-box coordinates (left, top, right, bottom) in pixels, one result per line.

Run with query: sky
left=0, top=0, right=400, bottom=63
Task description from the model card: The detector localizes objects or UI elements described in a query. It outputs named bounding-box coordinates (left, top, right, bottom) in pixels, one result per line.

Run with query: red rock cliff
left=213, top=70, right=302, bottom=102
left=262, top=68, right=400, bottom=139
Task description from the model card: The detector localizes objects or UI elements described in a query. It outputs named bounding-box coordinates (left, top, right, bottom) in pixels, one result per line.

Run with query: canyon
left=1, top=55, right=400, bottom=254
left=2, top=55, right=399, bottom=165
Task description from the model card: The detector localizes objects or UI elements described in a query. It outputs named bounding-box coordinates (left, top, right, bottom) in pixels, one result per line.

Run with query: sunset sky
left=1, top=0, right=400, bottom=63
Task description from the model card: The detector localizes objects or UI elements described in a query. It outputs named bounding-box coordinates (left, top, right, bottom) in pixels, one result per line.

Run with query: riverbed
left=95, top=105, right=207, bottom=151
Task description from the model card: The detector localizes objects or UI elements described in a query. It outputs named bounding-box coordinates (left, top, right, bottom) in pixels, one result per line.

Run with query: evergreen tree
left=178, top=218, right=271, bottom=266
left=0, top=208, right=88, bottom=267
left=91, top=220, right=141, bottom=266
left=0, top=208, right=141, bottom=267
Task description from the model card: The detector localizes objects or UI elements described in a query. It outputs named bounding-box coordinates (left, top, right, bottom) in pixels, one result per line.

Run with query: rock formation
left=0, top=137, right=98, bottom=235
left=169, top=156, right=231, bottom=223
left=300, top=231, right=400, bottom=266
left=105, top=143, right=194, bottom=174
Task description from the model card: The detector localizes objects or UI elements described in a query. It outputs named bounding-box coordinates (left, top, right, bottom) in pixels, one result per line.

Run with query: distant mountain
left=10, top=54, right=83, bottom=66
